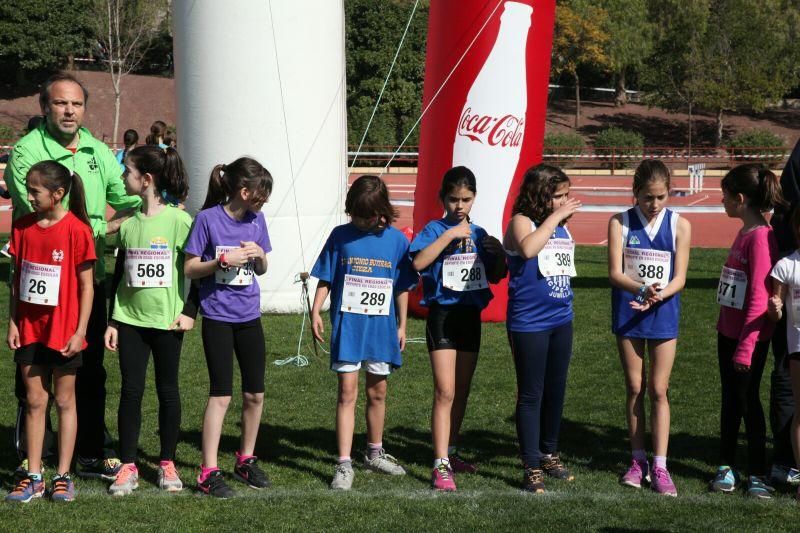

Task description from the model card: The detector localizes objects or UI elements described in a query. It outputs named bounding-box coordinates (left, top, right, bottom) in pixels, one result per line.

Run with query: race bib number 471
left=125, top=248, right=173, bottom=287
left=20, top=260, right=60, bottom=306
left=341, top=275, right=392, bottom=315
left=717, top=266, right=747, bottom=309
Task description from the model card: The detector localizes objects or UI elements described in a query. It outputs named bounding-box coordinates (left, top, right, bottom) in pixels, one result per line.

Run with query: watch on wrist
left=218, top=253, right=229, bottom=269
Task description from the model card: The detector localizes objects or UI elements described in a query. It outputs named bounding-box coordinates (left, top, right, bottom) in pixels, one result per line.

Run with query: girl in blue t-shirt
left=310, top=175, right=418, bottom=491
left=409, top=166, right=506, bottom=491
left=184, top=157, right=273, bottom=499
left=608, top=160, right=691, bottom=497
left=502, top=164, right=581, bottom=493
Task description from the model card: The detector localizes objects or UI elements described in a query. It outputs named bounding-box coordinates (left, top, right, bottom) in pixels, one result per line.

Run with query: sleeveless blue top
left=611, top=206, right=681, bottom=339
left=507, top=221, right=574, bottom=333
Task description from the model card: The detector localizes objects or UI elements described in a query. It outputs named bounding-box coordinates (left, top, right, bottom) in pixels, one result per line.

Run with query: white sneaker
left=770, top=464, right=800, bottom=486
left=330, top=462, right=354, bottom=490
left=363, top=449, right=406, bottom=476
left=108, top=463, right=139, bottom=496
left=158, top=461, right=184, bottom=492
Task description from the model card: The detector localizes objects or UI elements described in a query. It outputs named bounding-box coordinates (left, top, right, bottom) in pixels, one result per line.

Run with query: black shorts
left=425, top=303, right=482, bottom=352
left=789, top=352, right=800, bottom=361
left=14, top=343, right=82, bottom=369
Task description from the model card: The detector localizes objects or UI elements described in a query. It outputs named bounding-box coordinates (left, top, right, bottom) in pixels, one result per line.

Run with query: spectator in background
left=0, top=117, right=45, bottom=199
left=115, top=129, right=139, bottom=170
left=145, top=120, right=168, bottom=149
left=164, top=127, right=177, bottom=149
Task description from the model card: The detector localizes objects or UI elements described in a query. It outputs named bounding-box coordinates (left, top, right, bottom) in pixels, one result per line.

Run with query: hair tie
left=221, top=164, right=227, bottom=172
left=161, top=189, right=180, bottom=206
left=69, top=168, right=74, bottom=177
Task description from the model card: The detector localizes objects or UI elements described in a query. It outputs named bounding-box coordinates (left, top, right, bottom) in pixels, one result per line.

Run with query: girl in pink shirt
left=712, top=164, right=784, bottom=498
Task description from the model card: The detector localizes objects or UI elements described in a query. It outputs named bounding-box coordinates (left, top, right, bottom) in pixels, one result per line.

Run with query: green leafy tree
left=600, top=0, right=653, bottom=107
left=345, top=0, right=428, bottom=150
left=0, top=0, right=94, bottom=76
left=552, top=1, right=611, bottom=128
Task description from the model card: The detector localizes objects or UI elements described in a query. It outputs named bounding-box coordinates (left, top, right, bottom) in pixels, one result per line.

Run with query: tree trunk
left=113, top=90, right=121, bottom=146
left=687, top=102, right=693, bottom=152
left=715, top=108, right=724, bottom=147
left=573, top=71, right=581, bottom=129
left=66, top=55, right=75, bottom=70
left=614, top=70, right=627, bottom=107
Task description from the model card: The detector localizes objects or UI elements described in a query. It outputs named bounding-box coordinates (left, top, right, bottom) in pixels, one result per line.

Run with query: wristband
left=218, top=253, right=229, bottom=269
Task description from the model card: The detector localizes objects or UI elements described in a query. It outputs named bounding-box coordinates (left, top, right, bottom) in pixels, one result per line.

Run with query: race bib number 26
left=20, top=260, right=61, bottom=306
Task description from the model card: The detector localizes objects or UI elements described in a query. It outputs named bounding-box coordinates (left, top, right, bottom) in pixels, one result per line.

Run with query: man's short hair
left=39, top=72, right=90, bottom=110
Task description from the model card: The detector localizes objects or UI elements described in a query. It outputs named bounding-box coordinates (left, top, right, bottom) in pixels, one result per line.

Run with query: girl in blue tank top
left=502, top=164, right=581, bottom=493
left=608, top=160, right=691, bottom=497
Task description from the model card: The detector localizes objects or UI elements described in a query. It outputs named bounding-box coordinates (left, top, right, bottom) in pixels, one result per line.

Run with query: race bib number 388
left=624, top=248, right=671, bottom=287
left=20, top=260, right=60, bottom=306
left=125, top=248, right=173, bottom=287
left=341, top=275, right=392, bottom=315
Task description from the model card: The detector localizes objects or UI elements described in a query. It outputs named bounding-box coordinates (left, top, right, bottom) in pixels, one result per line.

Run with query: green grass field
left=0, top=246, right=797, bottom=531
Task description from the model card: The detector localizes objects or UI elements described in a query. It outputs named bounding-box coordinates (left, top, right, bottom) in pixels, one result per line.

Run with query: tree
left=345, top=0, right=428, bottom=149
left=601, top=0, right=653, bottom=107
left=552, top=1, right=610, bottom=128
left=640, top=0, right=709, bottom=147
left=93, top=0, right=165, bottom=143
left=0, top=0, right=94, bottom=79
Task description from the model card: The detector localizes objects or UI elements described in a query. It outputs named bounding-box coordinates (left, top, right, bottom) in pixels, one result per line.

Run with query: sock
left=123, top=463, right=138, bottom=473
left=337, top=456, right=352, bottom=465
left=433, top=458, right=450, bottom=469
left=199, top=465, right=219, bottom=483
left=632, top=449, right=647, bottom=464
left=367, top=442, right=383, bottom=460
left=28, top=472, right=42, bottom=482
left=160, top=460, right=173, bottom=468
left=653, top=455, right=667, bottom=470
left=236, top=451, right=255, bottom=466
left=447, top=445, right=457, bottom=456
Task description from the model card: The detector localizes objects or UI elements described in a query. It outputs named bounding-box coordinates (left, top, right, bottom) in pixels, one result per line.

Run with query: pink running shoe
left=431, top=463, right=456, bottom=492
left=651, top=466, right=677, bottom=496
left=620, top=459, right=650, bottom=489
left=449, top=453, right=478, bottom=474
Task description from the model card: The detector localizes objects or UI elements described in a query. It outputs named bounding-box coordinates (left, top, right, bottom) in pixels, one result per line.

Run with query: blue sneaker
left=50, top=474, right=75, bottom=502
left=5, top=476, right=45, bottom=503
left=710, top=466, right=737, bottom=493
left=746, top=476, right=774, bottom=499
left=769, top=464, right=800, bottom=486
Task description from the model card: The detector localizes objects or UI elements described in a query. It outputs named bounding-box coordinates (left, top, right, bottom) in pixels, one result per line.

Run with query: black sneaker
left=233, top=457, right=271, bottom=489
left=197, top=469, right=236, bottom=499
left=541, top=454, right=574, bottom=481
left=75, top=456, right=122, bottom=481
left=523, top=467, right=545, bottom=493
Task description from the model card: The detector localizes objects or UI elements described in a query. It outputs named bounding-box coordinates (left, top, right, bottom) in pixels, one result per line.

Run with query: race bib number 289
left=341, top=274, right=392, bottom=315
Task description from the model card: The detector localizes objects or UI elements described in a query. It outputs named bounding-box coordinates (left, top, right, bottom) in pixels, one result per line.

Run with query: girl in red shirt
left=5, top=161, right=95, bottom=503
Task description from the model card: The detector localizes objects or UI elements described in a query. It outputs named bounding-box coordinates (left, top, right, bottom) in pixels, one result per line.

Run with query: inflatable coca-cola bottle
left=413, top=0, right=556, bottom=321
left=452, top=2, right=532, bottom=239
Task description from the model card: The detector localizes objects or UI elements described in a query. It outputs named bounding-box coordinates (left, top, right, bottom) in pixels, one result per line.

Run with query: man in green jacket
left=6, top=72, right=141, bottom=481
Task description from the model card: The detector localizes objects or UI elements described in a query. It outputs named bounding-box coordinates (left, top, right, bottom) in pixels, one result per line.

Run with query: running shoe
left=620, top=459, right=650, bottom=489
left=50, top=474, right=75, bottom=503
left=330, top=462, right=354, bottom=491
left=431, top=463, right=456, bottom=492
left=651, top=466, right=678, bottom=496
left=522, top=467, right=545, bottom=493
left=746, top=476, right=774, bottom=499
left=541, top=454, right=574, bottom=481
left=234, top=457, right=271, bottom=489
left=12, top=459, right=41, bottom=485
left=75, top=456, right=122, bottom=481
left=5, top=476, right=44, bottom=503
left=158, top=461, right=184, bottom=492
left=108, top=463, right=139, bottom=496
left=709, top=466, right=737, bottom=493
left=769, top=464, right=800, bottom=487
left=449, top=452, right=478, bottom=474
left=197, top=469, right=235, bottom=499
left=363, top=449, right=406, bottom=475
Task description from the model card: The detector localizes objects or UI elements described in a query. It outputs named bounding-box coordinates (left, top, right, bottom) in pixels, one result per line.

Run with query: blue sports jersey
left=409, top=218, right=495, bottom=309
left=311, top=223, right=418, bottom=367
left=506, top=221, right=574, bottom=333
left=611, top=206, right=680, bottom=339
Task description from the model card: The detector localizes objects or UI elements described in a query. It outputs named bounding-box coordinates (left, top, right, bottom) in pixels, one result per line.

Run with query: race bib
left=623, top=248, right=671, bottom=287
left=340, top=274, right=392, bottom=315
left=717, top=266, right=747, bottom=309
left=125, top=248, right=173, bottom=287
left=215, top=246, right=254, bottom=286
left=539, top=238, right=577, bottom=278
left=20, top=260, right=60, bottom=306
left=442, top=253, right=488, bottom=292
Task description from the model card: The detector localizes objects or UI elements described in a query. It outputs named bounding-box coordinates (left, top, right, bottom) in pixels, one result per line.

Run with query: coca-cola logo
left=457, top=107, right=525, bottom=148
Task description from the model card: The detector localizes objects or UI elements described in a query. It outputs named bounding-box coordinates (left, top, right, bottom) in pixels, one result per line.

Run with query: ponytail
left=201, top=157, right=272, bottom=211
left=202, top=164, right=228, bottom=210
left=722, top=163, right=787, bottom=213
left=68, top=171, right=91, bottom=227
left=125, top=145, right=190, bottom=204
